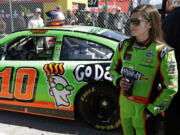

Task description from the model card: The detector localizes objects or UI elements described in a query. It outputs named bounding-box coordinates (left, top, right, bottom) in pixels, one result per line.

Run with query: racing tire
left=78, top=82, right=121, bottom=131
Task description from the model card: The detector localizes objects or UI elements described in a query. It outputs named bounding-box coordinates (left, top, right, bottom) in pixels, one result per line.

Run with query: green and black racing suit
left=109, top=39, right=178, bottom=135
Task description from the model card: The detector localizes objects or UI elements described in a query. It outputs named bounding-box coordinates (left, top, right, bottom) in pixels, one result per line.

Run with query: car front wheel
left=78, top=82, right=121, bottom=130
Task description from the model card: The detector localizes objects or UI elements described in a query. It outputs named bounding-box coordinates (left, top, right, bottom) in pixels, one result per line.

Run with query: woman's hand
left=120, top=77, right=132, bottom=90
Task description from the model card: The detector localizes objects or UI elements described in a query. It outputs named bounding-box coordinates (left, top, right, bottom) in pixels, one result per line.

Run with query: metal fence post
left=105, top=0, right=108, bottom=28
left=9, top=0, right=14, bottom=32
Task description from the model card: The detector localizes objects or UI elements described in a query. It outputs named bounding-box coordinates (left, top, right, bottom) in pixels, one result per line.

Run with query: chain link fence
left=0, top=0, right=135, bottom=36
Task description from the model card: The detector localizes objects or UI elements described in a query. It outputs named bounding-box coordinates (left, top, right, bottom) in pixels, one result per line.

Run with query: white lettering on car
left=73, top=63, right=112, bottom=82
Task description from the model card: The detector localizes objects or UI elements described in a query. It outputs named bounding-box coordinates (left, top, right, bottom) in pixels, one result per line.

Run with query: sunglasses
left=129, top=18, right=147, bottom=26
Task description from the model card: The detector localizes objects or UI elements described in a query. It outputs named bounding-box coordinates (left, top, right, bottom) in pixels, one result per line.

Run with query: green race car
left=0, top=26, right=127, bottom=130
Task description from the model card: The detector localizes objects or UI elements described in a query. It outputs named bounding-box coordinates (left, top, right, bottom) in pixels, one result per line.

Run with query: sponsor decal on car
left=43, top=63, right=74, bottom=108
left=56, top=46, right=61, bottom=51
left=30, top=30, right=48, bottom=34
left=73, top=63, right=112, bottom=82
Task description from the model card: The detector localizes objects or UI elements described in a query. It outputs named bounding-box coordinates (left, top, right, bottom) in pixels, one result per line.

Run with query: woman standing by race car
left=109, top=4, right=178, bottom=135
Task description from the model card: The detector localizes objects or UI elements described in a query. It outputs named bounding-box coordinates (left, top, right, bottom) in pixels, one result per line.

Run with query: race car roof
left=39, top=25, right=128, bottom=41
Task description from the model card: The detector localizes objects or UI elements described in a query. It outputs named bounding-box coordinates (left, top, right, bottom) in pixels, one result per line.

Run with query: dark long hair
left=127, top=4, right=165, bottom=52
left=131, top=4, right=165, bottom=44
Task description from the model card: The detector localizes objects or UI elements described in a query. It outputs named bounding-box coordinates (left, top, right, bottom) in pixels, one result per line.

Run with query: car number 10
left=0, top=68, right=38, bottom=101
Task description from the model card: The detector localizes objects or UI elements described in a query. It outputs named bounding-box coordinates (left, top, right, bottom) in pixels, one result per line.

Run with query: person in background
left=107, top=12, right=115, bottom=30
left=85, top=9, right=93, bottom=26
left=0, top=14, right=6, bottom=35
left=28, top=8, right=44, bottom=28
left=113, top=7, right=126, bottom=33
left=65, top=9, right=76, bottom=25
left=85, top=14, right=93, bottom=26
left=109, top=4, right=178, bottom=135
left=97, top=7, right=106, bottom=28
left=45, top=5, right=65, bottom=47
left=17, top=11, right=26, bottom=30
left=46, top=5, right=65, bottom=26
left=75, top=8, right=86, bottom=25
left=91, top=10, right=97, bottom=26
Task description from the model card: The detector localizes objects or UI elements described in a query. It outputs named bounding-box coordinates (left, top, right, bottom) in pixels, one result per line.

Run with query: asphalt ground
left=0, top=109, right=180, bottom=135
left=0, top=110, right=123, bottom=135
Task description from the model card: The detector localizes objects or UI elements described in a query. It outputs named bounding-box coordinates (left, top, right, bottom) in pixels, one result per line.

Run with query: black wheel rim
left=88, top=92, right=117, bottom=124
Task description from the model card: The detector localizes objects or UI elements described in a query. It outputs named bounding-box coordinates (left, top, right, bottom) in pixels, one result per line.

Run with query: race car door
left=0, top=32, right=75, bottom=120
